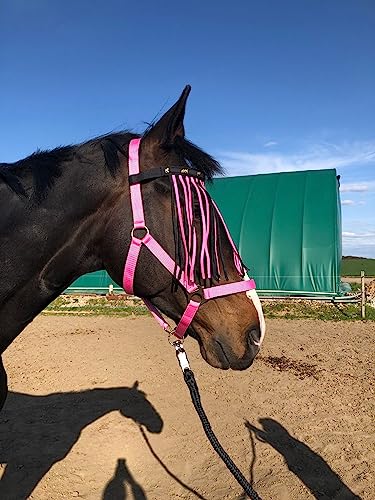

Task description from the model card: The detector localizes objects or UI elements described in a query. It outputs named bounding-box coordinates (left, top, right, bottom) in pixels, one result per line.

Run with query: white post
left=361, top=270, right=366, bottom=319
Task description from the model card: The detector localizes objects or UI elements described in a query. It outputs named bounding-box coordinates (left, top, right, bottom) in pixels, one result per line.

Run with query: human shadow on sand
left=245, top=418, right=361, bottom=500
left=103, top=458, right=147, bottom=500
left=0, top=383, right=162, bottom=500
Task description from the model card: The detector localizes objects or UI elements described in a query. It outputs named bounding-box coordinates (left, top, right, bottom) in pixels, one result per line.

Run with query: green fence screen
left=67, top=168, right=341, bottom=297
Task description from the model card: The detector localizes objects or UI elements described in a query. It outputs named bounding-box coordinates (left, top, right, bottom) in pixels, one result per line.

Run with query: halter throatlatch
left=123, top=138, right=261, bottom=340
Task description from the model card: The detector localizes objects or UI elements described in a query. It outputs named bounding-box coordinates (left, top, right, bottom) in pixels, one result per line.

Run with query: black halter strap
left=128, top=166, right=205, bottom=185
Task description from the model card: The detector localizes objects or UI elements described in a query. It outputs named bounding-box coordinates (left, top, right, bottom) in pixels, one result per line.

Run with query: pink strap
left=143, top=235, right=199, bottom=293
left=123, top=138, right=145, bottom=294
left=193, top=178, right=212, bottom=279
left=142, top=298, right=170, bottom=330
left=128, top=139, right=145, bottom=228
left=123, top=237, right=142, bottom=294
left=174, top=300, right=200, bottom=339
left=191, top=178, right=210, bottom=279
left=211, top=198, right=243, bottom=275
left=203, top=279, right=256, bottom=300
left=172, top=176, right=189, bottom=280
left=142, top=298, right=200, bottom=340
left=124, top=231, right=199, bottom=295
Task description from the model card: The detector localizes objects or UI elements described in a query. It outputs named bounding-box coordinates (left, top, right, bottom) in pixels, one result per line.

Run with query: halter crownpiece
left=123, top=138, right=264, bottom=342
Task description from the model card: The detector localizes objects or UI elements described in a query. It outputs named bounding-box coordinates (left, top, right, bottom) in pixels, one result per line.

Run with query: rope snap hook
left=171, top=340, right=191, bottom=372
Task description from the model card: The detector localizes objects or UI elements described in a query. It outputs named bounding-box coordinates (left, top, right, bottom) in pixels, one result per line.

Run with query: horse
left=0, top=85, right=265, bottom=412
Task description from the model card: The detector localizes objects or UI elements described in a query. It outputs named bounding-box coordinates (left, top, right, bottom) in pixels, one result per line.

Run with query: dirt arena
left=1, top=315, right=373, bottom=499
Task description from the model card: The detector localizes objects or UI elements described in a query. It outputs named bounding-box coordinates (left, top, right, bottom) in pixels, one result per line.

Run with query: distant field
left=341, top=258, right=375, bottom=277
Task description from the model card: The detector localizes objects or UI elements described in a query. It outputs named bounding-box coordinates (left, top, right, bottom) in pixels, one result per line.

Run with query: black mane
left=0, top=146, right=75, bottom=199
left=0, top=130, right=223, bottom=201
left=0, top=132, right=138, bottom=201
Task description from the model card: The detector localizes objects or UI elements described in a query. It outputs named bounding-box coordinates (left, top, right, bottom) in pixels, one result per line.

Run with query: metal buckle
left=131, top=226, right=150, bottom=240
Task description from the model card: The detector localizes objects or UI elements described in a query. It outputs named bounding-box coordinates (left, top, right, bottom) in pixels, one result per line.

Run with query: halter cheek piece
left=123, top=138, right=256, bottom=339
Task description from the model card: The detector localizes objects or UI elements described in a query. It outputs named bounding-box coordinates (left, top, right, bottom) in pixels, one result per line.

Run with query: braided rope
left=183, top=369, right=262, bottom=500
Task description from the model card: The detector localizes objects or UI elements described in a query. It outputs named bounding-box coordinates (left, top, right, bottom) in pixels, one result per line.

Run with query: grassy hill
left=341, top=257, right=375, bottom=277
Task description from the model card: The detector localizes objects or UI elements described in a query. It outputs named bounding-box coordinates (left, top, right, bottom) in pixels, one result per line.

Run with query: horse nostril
left=248, top=327, right=261, bottom=347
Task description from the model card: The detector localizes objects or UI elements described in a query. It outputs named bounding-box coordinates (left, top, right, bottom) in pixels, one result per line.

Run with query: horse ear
left=132, top=381, right=139, bottom=390
left=144, top=85, right=191, bottom=147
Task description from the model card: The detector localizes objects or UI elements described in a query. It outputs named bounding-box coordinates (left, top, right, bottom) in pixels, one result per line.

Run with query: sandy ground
left=0, top=315, right=373, bottom=500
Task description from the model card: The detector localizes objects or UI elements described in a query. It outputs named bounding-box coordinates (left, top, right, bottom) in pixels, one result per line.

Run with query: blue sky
left=1, top=0, right=374, bottom=257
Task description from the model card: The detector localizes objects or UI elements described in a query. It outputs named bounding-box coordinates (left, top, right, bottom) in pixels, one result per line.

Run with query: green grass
left=263, top=301, right=375, bottom=321
left=348, top=282, right=361, bottom=292
left=43, top=295, right=375, bottom=321
left=43, top=296, right=149, bottom=317
left=341, top=258, right=375, bottom=277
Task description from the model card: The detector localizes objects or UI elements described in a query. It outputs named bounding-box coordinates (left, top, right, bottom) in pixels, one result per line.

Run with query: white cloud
left=341, top=199, right=355, bottom=206
left=341, top=199, right=367, bottom=207
left=218, top=140, right=375, bottom=177
left=342, top=231, right=375, bottom=239
left=342, top=231, right=375, bottom=258
left=263, top=140, right=278, bottom=148
left=340, top=182, right=371, bottom=193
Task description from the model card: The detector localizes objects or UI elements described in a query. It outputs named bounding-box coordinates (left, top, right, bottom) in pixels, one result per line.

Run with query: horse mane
left=0, top=130, right=223, bottom=201
left=0, top=132, right=138, bottom=201
left=0, top=146, right=75, bottom=199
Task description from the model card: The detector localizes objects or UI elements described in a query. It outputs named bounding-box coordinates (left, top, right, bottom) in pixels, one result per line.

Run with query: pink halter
left=123, top=138, right=256, bottom=339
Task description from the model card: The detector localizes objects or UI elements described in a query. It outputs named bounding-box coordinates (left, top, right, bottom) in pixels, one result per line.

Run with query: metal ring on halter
left=131, top=226, right=150, bottom=240
left=167, top=329, right=178, bottom=345
left=189, top=290, right=204, bottom=305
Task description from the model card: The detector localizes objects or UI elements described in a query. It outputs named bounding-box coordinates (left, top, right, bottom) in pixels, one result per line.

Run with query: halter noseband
left=123, top=138, right=261, bottom=340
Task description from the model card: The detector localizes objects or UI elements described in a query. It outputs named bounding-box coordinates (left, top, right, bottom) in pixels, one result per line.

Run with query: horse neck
left=0, top=153, right=128, bottom=344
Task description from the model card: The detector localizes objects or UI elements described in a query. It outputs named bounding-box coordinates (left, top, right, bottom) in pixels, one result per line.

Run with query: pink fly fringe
left=170, top=175, right=245, bottom=288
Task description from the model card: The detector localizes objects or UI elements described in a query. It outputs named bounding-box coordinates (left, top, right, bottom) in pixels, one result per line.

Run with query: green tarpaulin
left=207, top=169, right=341, bottom=296
left=67, top=169, right=341, bottom=297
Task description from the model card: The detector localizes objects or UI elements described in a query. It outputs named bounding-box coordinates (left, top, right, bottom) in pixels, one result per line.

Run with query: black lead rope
left=173, top=342, right=262, bottom=500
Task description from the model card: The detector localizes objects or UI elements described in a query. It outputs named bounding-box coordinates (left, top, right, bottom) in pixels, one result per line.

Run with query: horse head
left=102, top=86, right=265, bottom=371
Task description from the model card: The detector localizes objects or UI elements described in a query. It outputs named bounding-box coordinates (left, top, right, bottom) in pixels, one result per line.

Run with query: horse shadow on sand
left=243, top=418, right=361, bottom=500
left=0, top=382, right=163, bottom=500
